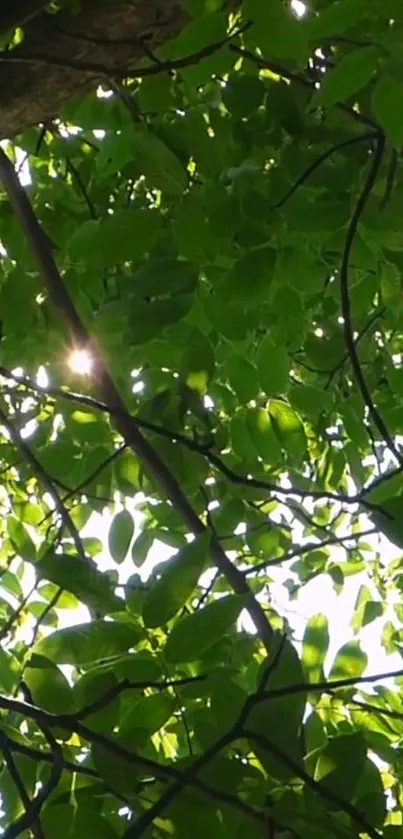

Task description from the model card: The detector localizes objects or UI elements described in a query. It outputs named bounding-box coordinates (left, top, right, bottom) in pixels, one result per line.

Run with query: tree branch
left=0, top=146, right=274, bottom=652
left=244, top=730, right=381, bottom=839
left=0, top=399, right=87, bottom=563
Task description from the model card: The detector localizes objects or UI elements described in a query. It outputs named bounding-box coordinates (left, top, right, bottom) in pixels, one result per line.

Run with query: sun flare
left=68, top=349, right=93, bottom=375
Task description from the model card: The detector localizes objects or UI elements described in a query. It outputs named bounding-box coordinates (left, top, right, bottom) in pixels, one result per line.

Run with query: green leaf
left=120, top=692, right=176, bottom=742
left=142, top=532, right=209, bottom=628
left=133, top=130, right=188, bottom=194
left=231, top=413, right=257, bottom=460
left=353, top=758, right=386, bottom=827
left=351, top=585, right=383, bottom=631
left=113, top=652, right=162, bottom=683
left=231, top=248, right=276, bottom=300
left=257, top=339, right=289, bottom=396
left=246, top=407, right=282, bottom=464
left=380, top=261, right=401, bottom=308
left=35, top=620, right=140, bottom=666
left=247, top=719, right=304, bottom=780
left=269, top=399, right=306, bottom=457
left=131, top=529, right=154, bottom=568
left=41, top=805, right=119, bottom=839
left=248, top=636, right=306, bottom=779
left=312, top=47, right=379, bottom=108
left=244, top=0, right=309, bottom=59
left=222, top=74, right=266, bottom=118
left=127, top=295, right=193, bottom=344
left=91, top=742, right=142, bottom=800
left=1, top=756, right=36, bottom=822
left=130, top=258, right=199, bottom=298
left=370, top=496, right=403, bottom=549
left=290, top=384, right=332, bottom=417
left=72, top=669, right=120, bottom=733
left=108, top=509, right=135, bottom=564
left=226, top=355, right=260, bottom=403
left=114, top=449, right=140, bottom=494
left=68, top=210, right=161, bottom=267
left=181, top=329, right=215, bottom=394
left=172, top=11, right=230, bottom=83
left=314, top=731, right=367, bottom=800
left=372, top=74, right=403, bottom=146
left=363, top=470, right=403, bottom=505
left=7, top=517, right=36, bottom=562
left=137, top=75, right=173, bottom=115
left=308, top=0, right=367, bottom=39
left=302, top=614, right=330, bottom=683
left=0, top=648, right=19, bottom=693
left=172, top=196, right=212, bottom=262
left=255, top=634, right=306, bottom=722
left=164, top=594, right=246, bottom=663
left=24, top=653, right=73, bottom=714
left=329, top=640, right=368, bottom=681
left=37, top=552, right=123, bottom=614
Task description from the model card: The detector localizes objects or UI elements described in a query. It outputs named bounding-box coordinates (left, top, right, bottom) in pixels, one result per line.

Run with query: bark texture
left=0, top=0, right=189, bottom=140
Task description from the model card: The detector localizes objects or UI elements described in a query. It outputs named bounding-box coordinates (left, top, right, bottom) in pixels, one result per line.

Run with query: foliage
left=1, top=0, right=403, bottom=838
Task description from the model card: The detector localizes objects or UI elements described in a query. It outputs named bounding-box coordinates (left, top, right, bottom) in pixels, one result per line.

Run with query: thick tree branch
left=0, top=690, right=263, bottom=823
left=0, top=147, right=274, bottom=652
left=0, top=0, right=191, bottom=140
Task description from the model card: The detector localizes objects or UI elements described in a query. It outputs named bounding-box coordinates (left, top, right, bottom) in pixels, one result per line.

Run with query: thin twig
left=0, top=401, right=88, bottom=563
left=271, top=131, right=379, bottom=211
left=339, top=134, right=403, bottom=467
left=245, top=730, right=381, bottom=839
left=1, top=734, right=44, bottom=839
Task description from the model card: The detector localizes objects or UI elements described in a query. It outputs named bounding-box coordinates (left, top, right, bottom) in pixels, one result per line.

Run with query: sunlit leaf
left=142, top=532, right=209, bottom=628
left=329, top=640, right=368, bottom=681
left=35, top=621, right=141, bottom=666
left=302, top=613, right=329, bottom=683
left=164, top=594, right=246, bottom=663
left=108, top=509, right=135, bottom=564
left=314, top=732, right=367, bottom=800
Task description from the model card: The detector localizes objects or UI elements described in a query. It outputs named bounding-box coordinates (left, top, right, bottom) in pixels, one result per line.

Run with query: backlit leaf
left=35, top=621, right=140, bottom=666
left=108, top=509, right=135, bottom=564
left=142, top=532, right=209, bottom=628
left=164, top=594, right=246, bottom=663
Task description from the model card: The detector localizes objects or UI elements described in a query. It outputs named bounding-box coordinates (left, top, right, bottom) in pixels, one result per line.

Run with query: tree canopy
left=1, top=0, right=403, bottom=837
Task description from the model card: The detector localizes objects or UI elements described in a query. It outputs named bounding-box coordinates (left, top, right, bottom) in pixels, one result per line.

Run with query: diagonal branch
left=0, top=365, right=382, bottom=512
left=0, top=400, right=87, bottom=563
left=0, top=733, right=44, bottom=839
left=7, top=686, right=64, bottom=839
left=0, top=148, right=274, bottom=652
left=244, top=730, right=381, bottom=839
left=0, top=689, right=263, bottom=823
left=74, top=676, right=205, bottom=721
